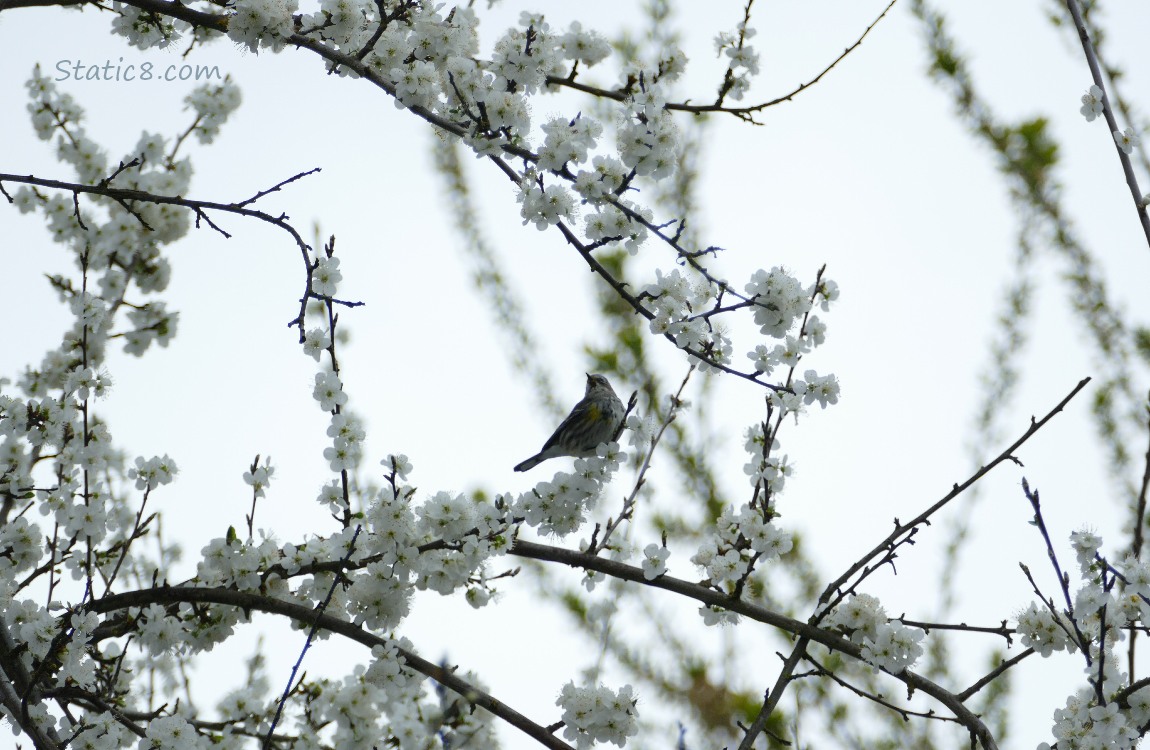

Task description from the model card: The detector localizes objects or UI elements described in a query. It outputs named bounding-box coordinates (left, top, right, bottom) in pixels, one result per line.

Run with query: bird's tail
left=514, top=454, right=545, bottom=472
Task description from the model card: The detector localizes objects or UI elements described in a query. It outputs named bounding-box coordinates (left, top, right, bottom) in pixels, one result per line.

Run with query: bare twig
left=817, top=377, right=1091, bottom=613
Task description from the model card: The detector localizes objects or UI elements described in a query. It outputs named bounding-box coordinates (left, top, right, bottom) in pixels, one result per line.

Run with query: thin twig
left=263, top=526, right=361, bottom=748
left=817, top=377, right=1091, bottom=612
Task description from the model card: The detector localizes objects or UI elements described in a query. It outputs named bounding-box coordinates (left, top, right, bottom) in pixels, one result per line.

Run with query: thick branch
left=85, top=586, right=574, bottom=750
left=510, top=540, right=998, bottom=749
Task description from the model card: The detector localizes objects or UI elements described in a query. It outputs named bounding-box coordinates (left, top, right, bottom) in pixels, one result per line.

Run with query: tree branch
left=85, top=586, right=575, bottom=750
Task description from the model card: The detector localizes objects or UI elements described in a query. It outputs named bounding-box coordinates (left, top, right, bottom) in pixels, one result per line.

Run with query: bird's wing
left=539, top=397, right=601, bottom=452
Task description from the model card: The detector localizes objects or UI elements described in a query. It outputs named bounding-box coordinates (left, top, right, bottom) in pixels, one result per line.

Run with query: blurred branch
left=430, top=136, right=563, bottom=419
left=912, top=0, right=1145, bottom=558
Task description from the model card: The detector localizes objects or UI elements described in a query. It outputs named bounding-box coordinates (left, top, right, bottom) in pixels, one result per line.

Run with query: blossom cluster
left=1023, top=530, right=1150, bottom=749
left=823, top=593, right=925, bottom=674
left=283, top=641, right=498, bottom=748
left=110, top=0, right=187, bottom=48
left=742, top=424, right=791, bottom=493
left=690, top=502, right=793, bottom=595
left=644, top=268, right=723, bottom=361
left=68, top=712, right=139, bottom=750
left=226, top=0, right=298, bottom=53
left=519, top=170, right=579, bottom=230
left=745, top=267, right=813, bottom=338
left=242, top=455, right=275, bottom=498
left=714, top=19, right=760, bottom=101
left=642, top=263, right=840, bottom=389
left=129, top=454, right=179, bottom=491
left=512, top=443, right=624, bottom=537
left=414, top=490, right=511, bottom=597
left=1015, top=603, right=1073, bottom=658
left=556, top=681, right=640, bottom=749
left=1039, top=687, right=1148, bottom=750
left=184, top=80, right=242, bottom=143
left=324, top=411, right=365, bottom=473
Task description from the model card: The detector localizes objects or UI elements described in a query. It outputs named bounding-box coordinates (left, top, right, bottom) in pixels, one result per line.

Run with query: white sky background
left=2, top=0, right=1150, bottom=747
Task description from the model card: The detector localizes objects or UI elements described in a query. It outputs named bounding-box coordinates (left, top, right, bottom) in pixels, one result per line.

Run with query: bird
left=514, top=373, right=625, bottom=472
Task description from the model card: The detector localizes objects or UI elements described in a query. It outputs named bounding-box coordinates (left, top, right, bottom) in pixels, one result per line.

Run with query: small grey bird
left=514, top=374, right=625, bottom=472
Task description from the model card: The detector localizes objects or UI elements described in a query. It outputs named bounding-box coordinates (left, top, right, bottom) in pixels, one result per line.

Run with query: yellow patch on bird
left=587, top=404, right=601, bottom=421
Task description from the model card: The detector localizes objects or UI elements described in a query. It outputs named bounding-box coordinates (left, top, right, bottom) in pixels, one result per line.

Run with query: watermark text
left=55, top=58, right=224, bottom=83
